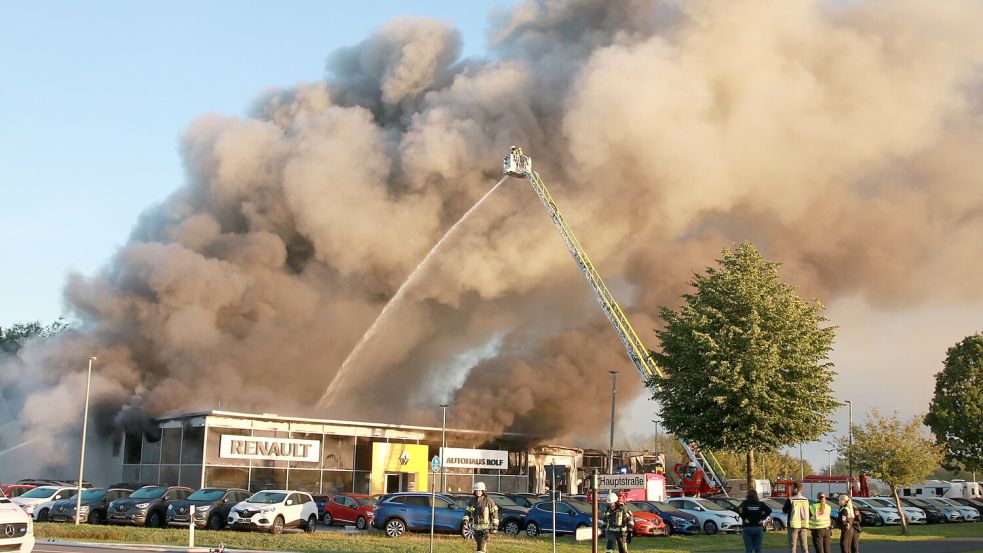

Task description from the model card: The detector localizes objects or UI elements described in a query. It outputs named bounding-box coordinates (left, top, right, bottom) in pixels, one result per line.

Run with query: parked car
left=0, top=485, right=35, bottom=499
left=166, top=488, right=250, bottom=530
left=948, top=497, right=983, bottom=518
left=933, top=498, right=980, bottom=522
left=866, top=497, right=926, bottom=524
left=706, top=497, right=742, bottom=514
left=227, top=490, right=318, bottom=534
left=851, top=498, right=902, bottom=526
left=0, top=493, right=34, bottom=552
left=48, top=488, right=133, bottom=524
left=323, top=493, right=377, bottom=530
left=371, top=492, right=470, bottom=538
left=666, top=497, right=742, bottom=534
left=107, top=485, right=193, bottom=527
left=489, top=494, right=531, bottom=536
left=311, top=494, right=328, bottom=516
left=629, top=509, right=669, bottom=537
left=900, top=497, right=947, bottom=523
left=524, top=499, right=596, bottom=536
left=627, top=501, right=699, bottom=535
left=11, top=486, right=78, bottom=520
left=921, top=498, right=966, bottom=522
left=504, top=494, right=538, bottom=509
left=762, top=498, right=789, bottom=530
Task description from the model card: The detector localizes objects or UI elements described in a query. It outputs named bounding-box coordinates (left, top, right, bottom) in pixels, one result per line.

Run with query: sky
left=2, top=0, right=978, bottom=475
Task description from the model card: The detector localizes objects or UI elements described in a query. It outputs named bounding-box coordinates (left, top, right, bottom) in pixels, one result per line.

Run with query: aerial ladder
left=502, top=147, right=728, bottom=495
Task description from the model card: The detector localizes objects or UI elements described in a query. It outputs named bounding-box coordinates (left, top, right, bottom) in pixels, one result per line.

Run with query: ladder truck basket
left=503, top=146, right=532, bottom=177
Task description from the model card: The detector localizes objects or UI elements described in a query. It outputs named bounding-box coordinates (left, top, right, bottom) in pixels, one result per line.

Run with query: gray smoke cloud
left=2, top=0, right=983, bottom=478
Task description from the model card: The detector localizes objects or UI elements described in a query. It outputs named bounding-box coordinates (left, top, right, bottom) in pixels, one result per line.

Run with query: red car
left=322, top=493, right=377, bottom=530
left=631, top=511, right=670, bottom=537
left=0, top=485, right=36, bottom=499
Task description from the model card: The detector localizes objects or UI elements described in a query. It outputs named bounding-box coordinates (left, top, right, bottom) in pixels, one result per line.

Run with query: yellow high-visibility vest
left=789, top=497, right=810, bottom=529
left=809, top=502, right=832, bottom=529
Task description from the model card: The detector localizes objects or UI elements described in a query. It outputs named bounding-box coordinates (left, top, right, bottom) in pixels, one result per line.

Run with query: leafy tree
left=839, top=410, right=945, bottom=535
left=651, top=242, right=838, bottom=490
left=0, top=318, right=69, bottom=354
left=924, top=333, right=983, bottom=474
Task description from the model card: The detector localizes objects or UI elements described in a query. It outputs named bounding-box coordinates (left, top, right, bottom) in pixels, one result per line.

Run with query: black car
left=852, top=504, right=881, bottom=526
left=627, top=500, right=699, bottom=535
left=107, top=485, right=194, bottom=527
left=482, top=493, right=530, bottom=535
left=900, top=497, right=946, bottom=524
left=47, top=488, right=132, bottom=524
left=166, top=488, right=251, bottom=530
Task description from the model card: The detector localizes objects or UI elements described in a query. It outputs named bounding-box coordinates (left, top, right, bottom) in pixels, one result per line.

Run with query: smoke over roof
left=2, top=0, right=983, bottom=476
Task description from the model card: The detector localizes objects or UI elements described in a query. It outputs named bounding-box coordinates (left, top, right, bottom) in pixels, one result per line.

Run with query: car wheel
left=305, top=515, right=317, bottom=534
left=88, top=510, right=106, bottom=525
left=461, top=520, right=474, bottom=539
left=703, top=519, right=718, bottom=535
left=385, top=518, right=406, bottom=538
left=665, top=522, right=674, bottom=535
left=773, top=519, right=785, bottom=531
left=37, top=509, right=49, bottom=522
left=356, top=515, right=367, bottom=530
left=147, top=511, right=163, bottom=528
left=323, top=511, right=333, bottom=526
left=875, top=515, right=884, bottom=527
left=271, top=515, right=285, bottom=535
left=504, top=519, right=521, bottom=535
left=526, top=521, right=540, bottom=537
left=207, top=513, right=222, bottom=530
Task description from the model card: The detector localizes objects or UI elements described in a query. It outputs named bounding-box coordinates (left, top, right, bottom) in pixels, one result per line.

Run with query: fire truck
left=773, top=475, right=869, bottom=498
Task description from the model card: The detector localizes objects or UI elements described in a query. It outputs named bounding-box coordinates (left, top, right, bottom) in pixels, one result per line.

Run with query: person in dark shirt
left=738, top=489, right=773, bottom=553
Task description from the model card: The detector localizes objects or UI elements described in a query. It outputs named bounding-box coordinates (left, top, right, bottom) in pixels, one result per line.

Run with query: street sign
left=598, top=473, right=646, bottom=489
left=431, top=455, right=441, bottom=473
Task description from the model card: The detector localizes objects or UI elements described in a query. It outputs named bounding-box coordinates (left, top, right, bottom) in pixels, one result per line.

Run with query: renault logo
left=399, top=450, right=410, bottom=465
left=3, top=525, right=14, bottom=538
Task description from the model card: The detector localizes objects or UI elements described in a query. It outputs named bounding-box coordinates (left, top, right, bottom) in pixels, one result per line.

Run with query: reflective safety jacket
left=465, top=495, right=499, bottom=531
left=788, top=495, right=810, bottom=529
left=602, top=503, right=632, bottom=533
left=808, top=501, right=832, bottom=529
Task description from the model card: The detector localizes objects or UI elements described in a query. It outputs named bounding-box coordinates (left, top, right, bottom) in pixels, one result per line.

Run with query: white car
left=934, top=498, right=981, bottom=522
left=227, top=490, right=318, bottom=534
left=0, top=494, right=35, bottom=552
left=868, top=497, right=926, bottom=524
left=11, top=487, right=77, bottom=520
left=667, top=497, right=743, bottom=534
left=851, top=498, right=902, bottom=525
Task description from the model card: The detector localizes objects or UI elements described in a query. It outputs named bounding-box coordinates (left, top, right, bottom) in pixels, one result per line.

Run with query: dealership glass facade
left=117, top=411, right=532, bottom=494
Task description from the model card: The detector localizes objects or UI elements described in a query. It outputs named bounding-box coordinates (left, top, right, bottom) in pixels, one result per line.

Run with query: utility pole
left=799, top=444, right=805, bottom=481
left=440, top=403, right=448, bottom=493
left=75, top=356, right=96, bottom=524
left=845, top=400, right=854, bottom=486
left=608, top=370, right=617, bottom=474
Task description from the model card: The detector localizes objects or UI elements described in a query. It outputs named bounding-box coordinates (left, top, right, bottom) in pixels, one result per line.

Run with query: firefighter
left=655, top=451, right=666, bottom=475
left=464, top=482, right=499, bottom=553
left=601, top=492, right=632, bottom=553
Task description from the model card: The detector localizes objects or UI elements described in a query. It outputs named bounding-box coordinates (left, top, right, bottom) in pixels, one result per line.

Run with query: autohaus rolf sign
left=439, top=447, right=509, bottom=470
left=219, top=434, right=320, bottom=462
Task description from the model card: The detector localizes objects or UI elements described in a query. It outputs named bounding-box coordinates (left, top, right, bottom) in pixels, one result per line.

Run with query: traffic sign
left=431, top=455, right=441, bottom=472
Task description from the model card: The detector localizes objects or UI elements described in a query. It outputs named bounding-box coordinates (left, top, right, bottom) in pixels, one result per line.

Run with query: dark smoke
left=2, top=0, right=983, bottom=477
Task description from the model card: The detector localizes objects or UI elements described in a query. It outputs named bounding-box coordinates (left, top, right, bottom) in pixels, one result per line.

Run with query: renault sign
left=219, top=434, right=320, bottom=462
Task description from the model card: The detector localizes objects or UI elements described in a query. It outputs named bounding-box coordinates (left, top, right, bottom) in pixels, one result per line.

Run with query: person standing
left=601, top=492, right=632, bottom=553
left=464, top=482, right=499, bottom=553
left=782, top=483, right=810, bottom=553
left=837, top=495, right=861, bottom=553
left=809, top=492, right=833, bottom=553
left=738, top=489, right=772, bottom=553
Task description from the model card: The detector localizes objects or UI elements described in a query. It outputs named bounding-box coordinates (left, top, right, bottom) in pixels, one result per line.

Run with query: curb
left=41, top=539, right=213, bottom=552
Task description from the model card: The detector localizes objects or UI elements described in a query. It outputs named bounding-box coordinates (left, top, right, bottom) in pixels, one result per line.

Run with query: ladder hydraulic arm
left=502, top=147, right=728, bottom=494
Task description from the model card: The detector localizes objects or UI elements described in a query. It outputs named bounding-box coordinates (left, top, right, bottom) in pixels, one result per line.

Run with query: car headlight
left=632, top=517, right=645, bottom=523
left=78, top=506, right=89, bottom=513
left=196, top=505, right=211, bottom=512
left=167, top=505, right=174, bottom=510
left=671, top=516, right=686, bottom=524
left=261, top=507, right=275, bottom=514
left=23, top=504, right=36, bottom=512
left=134, top=503, right=150, bottom=509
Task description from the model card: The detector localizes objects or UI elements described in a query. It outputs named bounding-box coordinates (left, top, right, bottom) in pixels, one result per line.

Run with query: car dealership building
left=115, top=410, right=593, bottom=495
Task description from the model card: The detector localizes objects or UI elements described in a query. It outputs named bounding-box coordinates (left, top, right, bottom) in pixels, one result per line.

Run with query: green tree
left=651, top=242, right=838, bottom=490
left=0, top=318, right=68, bottom=354
left=839, top=410, right=944, bottom=535
left=924, top=333, right=983, bottom=474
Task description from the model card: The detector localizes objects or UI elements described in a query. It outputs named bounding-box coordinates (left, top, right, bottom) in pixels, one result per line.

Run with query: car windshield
left=188, top=489, right=226, bottom=501
left=866, top=499, right=893, bottom=508
left=763, top=499, right=785, bottom=509
left=568, top=500, right=593, bottom=514
left=490, top=495, right=520, bottom=507
left=129, top=487, right=167, bottom=499
left=905, top=498, right=930, bottom=508
left=937, top=499, right=960, bottom=508
left=20, top=488, right=58, bottom=499
left=247, top=492, right=286, bottom=504
left=694, top=499, right=728, bottom=511
left=355, top=497, right=377, bottom=507
left=628, top=502, right=655, bottom=513
left=80, top=490, right=107, bottom=501
left=924, top=499, right=949, bottom=508
left=652, top=501, right=680, bottom=512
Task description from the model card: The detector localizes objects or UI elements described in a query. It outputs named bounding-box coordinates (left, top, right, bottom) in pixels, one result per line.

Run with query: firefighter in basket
left=464, top=482, right=499, bottom=553
left=601, top=492, right=633, bottom=553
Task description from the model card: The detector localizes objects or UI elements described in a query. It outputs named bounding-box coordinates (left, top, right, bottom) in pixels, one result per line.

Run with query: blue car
left=525, top=500, right=595, bottom=536
left=370, top=492, right=470, bottom=538
left=628, top=501, right=699, bottom=535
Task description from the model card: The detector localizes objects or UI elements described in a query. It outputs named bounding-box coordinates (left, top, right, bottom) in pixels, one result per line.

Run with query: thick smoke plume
left=3, top=0, right=983, bottom=477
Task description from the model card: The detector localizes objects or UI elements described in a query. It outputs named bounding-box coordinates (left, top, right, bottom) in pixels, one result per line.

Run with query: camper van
left=898, top=480, right=981, bottom=499
left=723, top=479, right=772, bottom=498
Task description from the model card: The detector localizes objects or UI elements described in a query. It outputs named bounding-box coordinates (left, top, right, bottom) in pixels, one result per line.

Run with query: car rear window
left=404, top=496, right=429, bottom=507
left=19, top=488, right=57, bottom=499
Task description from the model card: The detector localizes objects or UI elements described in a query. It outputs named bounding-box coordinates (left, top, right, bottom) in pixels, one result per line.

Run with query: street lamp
left=650, top=418, right=660, bottom=449
left=439, top=403, right=448, bottom=494
left=799, top=444, right=804, bottom=481
left=75, top=356, right=96, bottom=524
left=845, top=400, right=854, bottom=485
left=824, top=447, right=837, bottom=495
left=608, top=371, right=617, bottom=474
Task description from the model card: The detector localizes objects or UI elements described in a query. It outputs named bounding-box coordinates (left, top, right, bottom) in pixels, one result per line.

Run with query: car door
left=331, top=496, right=354, bottom=523
left=402, top=495, right=431, bottom=529
left=344, top=496, right=363, bottom=523
left=432, top=496, right=461, bottom=531
left=285, top=494, right=304, bottom=526
left=554, top=502, right=581, bottom=532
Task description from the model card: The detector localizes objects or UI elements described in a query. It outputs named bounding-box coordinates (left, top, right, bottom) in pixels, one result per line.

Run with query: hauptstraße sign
left=439, top=447, right=509, bottom=470
left=219, top=434, right=320, bottom=462
left=598, top=473, right=646, bottom=489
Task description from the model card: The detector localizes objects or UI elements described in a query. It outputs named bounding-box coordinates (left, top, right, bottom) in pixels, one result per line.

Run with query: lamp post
left=824, top=447, right=837, bottom=495
left=75, top=356, right=96, bottom=524
left=440, top=403, right=448, bottom=494
left=845, top=400, right=853, bottom=484
left=651, top=418, right=660, bottom=449
left=608, top=371, right=617, bottom=474
left=799, top=444, right=804, bottom=481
